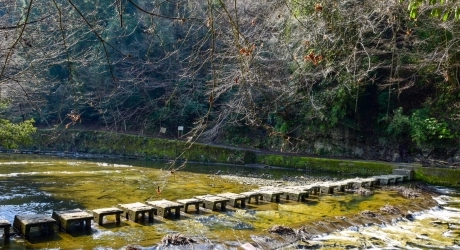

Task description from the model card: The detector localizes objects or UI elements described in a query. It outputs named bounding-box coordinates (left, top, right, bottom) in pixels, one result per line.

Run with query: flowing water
left=0, top=154, right=458, bottom=249
left=299, top=191, right=460, bottom=249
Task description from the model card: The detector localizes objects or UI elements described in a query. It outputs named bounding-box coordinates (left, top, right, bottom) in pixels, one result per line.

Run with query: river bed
left=0, top=154, right=459, bottom=249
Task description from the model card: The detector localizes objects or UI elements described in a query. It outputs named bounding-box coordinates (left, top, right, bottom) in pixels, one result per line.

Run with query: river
left=0, top=154, right=458, bottom=249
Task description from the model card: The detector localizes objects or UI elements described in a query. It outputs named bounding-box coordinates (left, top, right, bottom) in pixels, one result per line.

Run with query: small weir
left=1, top=169, right=412, bottom=242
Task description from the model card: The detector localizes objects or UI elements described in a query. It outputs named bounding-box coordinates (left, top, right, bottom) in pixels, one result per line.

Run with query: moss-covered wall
left=255, top=155, right=460, bottom=188
left=31, top=130, right=255, bottom=164
left=414, top=167, right=460, bottom=188
left=26, top=129, right=460, bottom=188
left=255, top=154, right=394, bottom=176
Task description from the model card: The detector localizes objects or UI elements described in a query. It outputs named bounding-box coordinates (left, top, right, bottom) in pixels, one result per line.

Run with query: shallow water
left=299, top=194, right=460, bottom=249
left=0, top=154, right=458, bottom=249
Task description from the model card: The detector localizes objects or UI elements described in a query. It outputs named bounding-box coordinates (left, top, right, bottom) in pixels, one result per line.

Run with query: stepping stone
left=393, top=169, right=414, bottom=180
left=319, top=183, right=338, bottom=194
left=92, top=207, right=123, bottom=226
left=368, top=176, right=380, bottom=185
left=389, top=175, right=406, bottom=183
left=335, top=181, right=354, bottom=192
left=117, top=202, right=156, bottom=223
left=364, top=177, right=379, bottom=187
left=309, top=185, right=321, bottom=195
left=177, top=198, right=203, bottom=213
left=52, top=209, right=93, bottom=232
left=147, top=200, right=183, bottom=219
left=216, top=192, right=246, bottom=208
left=239, top=191, right=263, bottom=204
left=257, top=189, right=284, bottom=203
left=381, top=176, right=395, bottom=185
left=13, top=214, right=55, bottom=239
left=349, top=179, right=365, bottom=188
left=351, top=177, right=377, bottom=188
left=194, top=194, right=230, bottom=211
left=374, top=175, right=399, bottom=185
left=0, top=220, right=11, bottom=241
left=294, top=185, right=320, bottom=195
left=319, top=182, right=338, bottom=194
left=279, top=188, right=309, bottom=202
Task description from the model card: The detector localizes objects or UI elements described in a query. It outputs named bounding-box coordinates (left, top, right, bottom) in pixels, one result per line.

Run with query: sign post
left=177, top=126, right=184, bottom=138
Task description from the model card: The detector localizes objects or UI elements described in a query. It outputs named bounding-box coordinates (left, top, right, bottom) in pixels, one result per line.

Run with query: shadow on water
left=62, top=227, right=93, bottom=238
left=26, top=234, right=63, bottom=245
left=96, top=221, right=131, bottom=229
left=137, top=219, right=165, bottom=226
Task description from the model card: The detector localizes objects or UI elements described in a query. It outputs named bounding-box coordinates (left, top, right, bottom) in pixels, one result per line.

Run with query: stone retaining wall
left=17, top=129, right=460, bottom=188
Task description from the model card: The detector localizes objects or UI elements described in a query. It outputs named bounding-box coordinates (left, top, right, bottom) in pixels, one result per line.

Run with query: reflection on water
left=0, top=154, right=459, bottom=249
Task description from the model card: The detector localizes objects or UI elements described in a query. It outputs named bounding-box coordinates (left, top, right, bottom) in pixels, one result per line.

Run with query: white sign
left=178, top=126, right=184, bottom=131
left=160, top=127, right=166, bottom=133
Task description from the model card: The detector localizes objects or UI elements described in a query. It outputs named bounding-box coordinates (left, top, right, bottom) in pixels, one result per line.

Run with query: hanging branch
left=127, top=0, right=188, bottom=21
left=0, top=14, right=51, bottom=30
left=0, top=0, right=35, bottom=89
left=117, top=0, right=124, bottom=27
left=66, top=0, right=129, bottom=81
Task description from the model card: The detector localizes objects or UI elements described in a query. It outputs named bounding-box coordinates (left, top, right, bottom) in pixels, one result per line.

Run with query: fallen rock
left=160, top=233, right=196, bottom=246
left=380, top=204, right=401, bottom=214
left=297, top=227, right=313, bottom=241
left=354, top=187, right=374, bottom=195
left=361, top=210, right=379, bottom=217
left=382, top=186, right=421, bottom=198
left=268, top=225, right=296, bottom=235
left=125, top=245, right=142, bottom=250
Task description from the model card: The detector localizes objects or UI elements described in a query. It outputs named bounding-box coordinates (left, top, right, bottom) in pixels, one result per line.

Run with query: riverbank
left=17, top=129, right=460, bottom=188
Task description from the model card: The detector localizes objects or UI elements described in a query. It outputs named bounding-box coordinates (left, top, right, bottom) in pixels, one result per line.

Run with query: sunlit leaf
left=410, top=9, right=418, bottom=19
left=431, top=8, right=440, bottom=17
left=442, top=12, right=449, bottom=21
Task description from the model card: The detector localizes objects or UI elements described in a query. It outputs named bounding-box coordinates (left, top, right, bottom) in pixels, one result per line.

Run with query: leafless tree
left=0, top=0, right=458, bottom=151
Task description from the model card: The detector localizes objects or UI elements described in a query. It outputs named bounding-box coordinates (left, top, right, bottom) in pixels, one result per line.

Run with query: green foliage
left=410, top=110, right=454, bottom=146
left=384, top=108, right=455, bottom=146
left=0, top=119, right=36, bottom=149
left=385, top=107, right=411, bottom=140
left=272, top=114, right=290, bottom=134
left=279, top=123, right=289, bottom=134
left=290, top=0, right=317, bottom=17
left=403, top=0, right=460, bottom=20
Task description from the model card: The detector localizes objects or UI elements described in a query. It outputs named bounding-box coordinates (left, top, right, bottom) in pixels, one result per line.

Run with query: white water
left=301, top=190, right=460, bottom=249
